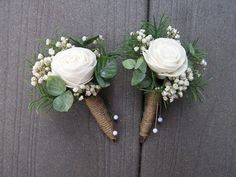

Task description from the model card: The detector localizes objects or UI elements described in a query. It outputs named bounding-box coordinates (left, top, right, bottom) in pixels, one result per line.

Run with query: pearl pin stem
left=153, top=99, right=160, bottom=134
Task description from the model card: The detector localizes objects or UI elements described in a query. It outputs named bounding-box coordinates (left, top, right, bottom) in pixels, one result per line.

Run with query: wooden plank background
left=0, top=0, right=235, bottom=177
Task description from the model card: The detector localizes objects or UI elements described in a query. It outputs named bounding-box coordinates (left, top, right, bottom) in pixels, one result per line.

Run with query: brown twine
left=139, top=92, right=161, bottom=143
left=84, top=96, right=116, bottom=141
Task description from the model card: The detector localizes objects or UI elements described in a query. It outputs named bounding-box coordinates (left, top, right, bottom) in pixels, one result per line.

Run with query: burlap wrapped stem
left=84, top=96, right=117, bottom=141
left=139, top=92, right=161, bottom=143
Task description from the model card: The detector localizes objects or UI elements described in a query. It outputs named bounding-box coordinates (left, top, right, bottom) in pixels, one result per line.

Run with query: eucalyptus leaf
left=122, top=59, right=136, bottom=69
left=131, top=69, right=146, bottom=86
left=46, top=75, right=66, bottom=96
left=53, top=90, right=74, bottom=112
left=138, top=61, right=147, bottom=73
left=135, top=57, right=144, bottom=69
left=137, top=75, right=152, bottom=89
left=95, top=68, right=110, bottom=88
left=100, top=60, right=117, bottom=79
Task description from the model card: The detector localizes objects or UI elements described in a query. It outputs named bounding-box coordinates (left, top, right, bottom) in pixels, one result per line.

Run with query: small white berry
left=165, top=85, right=170, bottom=91
left=173, top=83, right=179, bottom=90
left=130, top=32, right=134, bottom=36
left=153, top=128, right=158, bottom=133
left=46, top=39, right=51, bottom=45
left=140, top=46, right=146, bottom=51
left=80, top=84, right=86, bottom=90
left=167, top=26, right=172, bottom=30
left=38, top=77, right=44, bottom=84
left=55, top=41, right=61, bottom=48
left=180, top=73, right=186, bottom=79
left=134, top=46, right=139, bottom=52
left=184, top=80, right=189, bottom=86
left=175, top=34, right=180, bottom=39
left=79, top=95, right=84, bottom=101
left=141, top=38, right=147, bottom=44
left=178, top=91, right=183, bottom=98
left=113, top=115, right=119, bottom=120
left=99, top=35, right=104, bottom=40
left=95, top=85, right=101, bottom=90
left=82, top=36, right=87, bottom=41
left=86, top=91, right=91, bottom=96
left=48, top=48, right=55, bottom=56
left=163, top=96, right=168, bottom=101
left=137, top=35, right=142, bottom=41
left=112, top=130, right=118, bottom=136
left=73, top=87, right=79, bottom=92
left=31, top=81, right=37, bottom=86
left=61, top=36, right=66, bottom=41
left=140, top=29, right=145, bottom=33
left=66, top=43, right=72, bottom=48
left=189, top=76, right=194, bottom=81
left=37, top=53, right=44, bottom=60
left=43, top=75, right=48, bottom=80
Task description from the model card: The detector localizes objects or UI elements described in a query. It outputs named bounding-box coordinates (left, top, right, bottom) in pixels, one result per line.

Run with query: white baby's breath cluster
left=166, top=25, right=180, bottom=39
left=72, top=82, right=101, bottom=101
left=31, top=55, right=52, bottom=86
left=161, top=68, right=194, bottom=103
left=31, top=37, right=73, bottom=87
left=130, top=29, right=153, bottom=53
left=200, top=59, right=207, bottom=68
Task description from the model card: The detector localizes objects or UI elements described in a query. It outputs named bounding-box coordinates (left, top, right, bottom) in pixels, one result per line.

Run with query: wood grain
left=0, top=0, right=147, bottom=177
left=140, top=0, right=236, bottom=177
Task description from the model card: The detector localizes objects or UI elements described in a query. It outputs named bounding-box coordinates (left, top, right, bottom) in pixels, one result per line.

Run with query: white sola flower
left=51, top=47, right=97, bottom=88
left=143, top=38, right=188, bottom=78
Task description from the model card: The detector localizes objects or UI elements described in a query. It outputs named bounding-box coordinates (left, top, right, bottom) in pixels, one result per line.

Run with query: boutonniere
left=121, top=16, right=207, bottom=142
left=29, top=35, right=118, bottom=141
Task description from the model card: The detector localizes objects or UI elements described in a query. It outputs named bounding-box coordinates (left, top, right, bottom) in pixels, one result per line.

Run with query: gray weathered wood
left=0, top=0, right=147, bottom=177
left=140, top=0, right=236, bottom=177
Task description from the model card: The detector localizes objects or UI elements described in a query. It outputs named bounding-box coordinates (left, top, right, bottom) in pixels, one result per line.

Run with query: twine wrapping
left=84, top=96, right=116, bottom=141
left=139, top=92, right=161, bottom=143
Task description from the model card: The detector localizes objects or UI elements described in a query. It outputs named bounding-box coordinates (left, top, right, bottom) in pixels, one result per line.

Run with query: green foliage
left=141, top=16, right=169, bottom=38
left=46, top=75, right=66, bottom=96
left=184, top=40, right=206, bottom=66
left=184, top=40, right=207, bottom=102
left=100, top=59, right=117, bottom=79
left=187, top=75, right=206, bottom=102
left=69, top=35, right=99, bottom=47
left=95, top=55, right=117, bottom=88
left=28, top=84, right=54, bottom=113
left=131, top=69, right=146, bottom=86
left=122, top=59, right=136, bottom=69
left=53, top=90, right=74, bottom=112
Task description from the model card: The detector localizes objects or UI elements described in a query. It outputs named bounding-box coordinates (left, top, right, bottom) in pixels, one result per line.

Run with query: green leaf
left=53, top=90, right=74, bottom=112
left=135, top=57, right=144, bottom=69
left=100, top=59, right=117, bottom=79
left=137, top=75, right=152, bottom=88
left=131, top=69, right=146, bottom=86
left=69, top=37, right=83, bottom=46
left=138, top=61, right=147, bottom=73
left=189, top=43, right=195, bottom=56
left=83, top=35, right=99, bottom=46
left=46, top=75, right=66, bottom=96
left=122, top=59, right=136, bottom=69
left=95, top=68, right=110, bottom=88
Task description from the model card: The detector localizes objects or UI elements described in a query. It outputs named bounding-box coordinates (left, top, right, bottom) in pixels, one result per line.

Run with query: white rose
left=51, top=47, right=97, bottom=88
left=143, top=38, right=188, bottom=77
